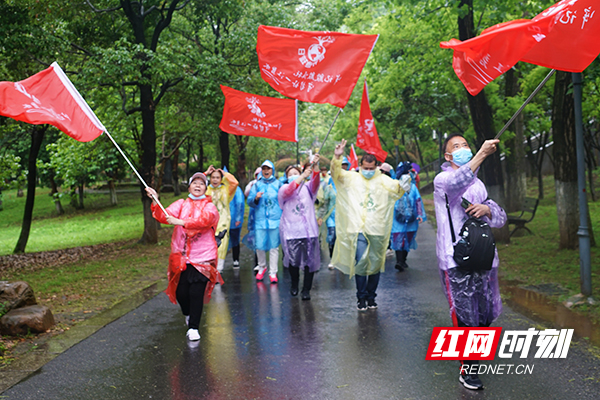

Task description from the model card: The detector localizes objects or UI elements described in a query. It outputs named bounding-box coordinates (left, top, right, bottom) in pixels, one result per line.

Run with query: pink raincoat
left=152, top=197, right=223, bottom=304
left=278, top=171, right=321, bottom=272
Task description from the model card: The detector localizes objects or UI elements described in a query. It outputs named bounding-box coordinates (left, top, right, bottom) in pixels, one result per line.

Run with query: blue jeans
left=355, top=233, right=380, bottom=300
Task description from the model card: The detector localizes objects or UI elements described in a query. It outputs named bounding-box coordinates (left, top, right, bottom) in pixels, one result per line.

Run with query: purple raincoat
left=433, top=162, right=507, bottom=327
left=278, top=171, right=321, bottom=272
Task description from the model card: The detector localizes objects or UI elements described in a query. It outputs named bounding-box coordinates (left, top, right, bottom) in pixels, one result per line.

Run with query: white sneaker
left=328, top=263, right=334, bottom=270
left=185, top=315, right=189, bottom=327
left=186, top=328, right=200, bottom=341
left=217, top=259, right=225, bottom=272
left=254, top=265, right=260, bottom=271
left=233, top=260, right=240, bottom=269
left=385, top=249, right=394, bottom=258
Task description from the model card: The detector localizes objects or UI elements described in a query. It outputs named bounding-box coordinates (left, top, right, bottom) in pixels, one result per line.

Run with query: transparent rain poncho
left=330, top=158, right=406, bottom=277
left=278, top=171, right=321, bottom=272
left=433, top=161, right=507, bottom=326
left=206, top=171, right=239, bottom=260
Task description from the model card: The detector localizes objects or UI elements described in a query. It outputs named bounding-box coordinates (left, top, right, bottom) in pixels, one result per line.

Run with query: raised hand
left=334, top=139, right=347, bottom=159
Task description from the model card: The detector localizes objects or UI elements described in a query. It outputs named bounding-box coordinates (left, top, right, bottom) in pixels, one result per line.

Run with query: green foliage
left=0, top=153, right=26, bottom=191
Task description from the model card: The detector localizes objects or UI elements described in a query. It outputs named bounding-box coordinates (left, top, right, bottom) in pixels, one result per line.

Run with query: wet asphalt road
left=3, top=222, right=600, bottom=399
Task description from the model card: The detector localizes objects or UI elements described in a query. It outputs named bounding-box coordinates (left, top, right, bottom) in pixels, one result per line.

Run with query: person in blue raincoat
left=243, top=167, right=262, bottom=271
left=317, top=174, right=337, bottom=269
left=391, top=162, right=427, bottom=271
left=247, top=160, right=283, bottom=283
left=229, top=185, right=245, bottom=268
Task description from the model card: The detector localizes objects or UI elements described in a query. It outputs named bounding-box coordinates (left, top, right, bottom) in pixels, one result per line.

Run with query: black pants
left=289, top=266, right=314, bottom=294
left=176, top=265, right=209, bottom=330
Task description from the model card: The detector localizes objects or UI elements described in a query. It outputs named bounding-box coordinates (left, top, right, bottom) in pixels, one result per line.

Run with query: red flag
left=219, top=85, right=298, bottom=142
left=522, top=0, right=600, bottom=71
left=440, top=0, right=599, bottom=96
left=348, top=144, right=359, bottom=170
left=356, top=81, right=387, bottom=162
left=0, top=62, right=105, bottom=142
left=257, top=25, right=378, bottom=108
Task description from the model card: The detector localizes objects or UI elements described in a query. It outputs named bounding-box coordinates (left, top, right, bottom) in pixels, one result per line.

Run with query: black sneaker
left=459, top=374, right=483, bottom=390
left=367, top=299, right=378, bottom=309
left=357, top=299, right=367, bottom=311
left=395, top=263, right=405, bottom=272
left=301, top=292, right=311, bottom=301
left=290, top=287, right=299, bottom=296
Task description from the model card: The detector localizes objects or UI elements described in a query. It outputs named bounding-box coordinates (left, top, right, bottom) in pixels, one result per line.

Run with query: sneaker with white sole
left=367, top=299, right=378, bottom=309
left=459, top=373, right=483, bottom=390
left=186, top=328, right=200, bottom=341
left=357, top=299, right=368, bottom=311
left=233, top=260, right=240, bottom=269
left=328, top=263, right=334, bottom=269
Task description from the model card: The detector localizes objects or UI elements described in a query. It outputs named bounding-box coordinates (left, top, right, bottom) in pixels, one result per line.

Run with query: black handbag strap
left=445, top=194, right=456, bottom=243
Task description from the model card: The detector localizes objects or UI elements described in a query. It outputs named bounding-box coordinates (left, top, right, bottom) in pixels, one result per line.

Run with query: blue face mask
left=361, top=169, right=375, bottom=179
left=449, top=148, right=473, bottom=166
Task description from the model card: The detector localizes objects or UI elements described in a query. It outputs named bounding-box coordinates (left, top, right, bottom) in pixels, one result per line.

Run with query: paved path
left=3, top=222, right=600, bottom=399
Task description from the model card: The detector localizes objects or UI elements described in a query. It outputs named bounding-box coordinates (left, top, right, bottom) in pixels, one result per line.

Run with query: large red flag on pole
left=356, top=81, right=387, bottom=162
left=219, top=85, right=298, bottom=142
left=0, top=62, right=105, bottom=141
left=521, top=1, right=600, bottom=71
left=440, top=0, right=600, bottom=96
left=257, top=25, right=378, bottom=108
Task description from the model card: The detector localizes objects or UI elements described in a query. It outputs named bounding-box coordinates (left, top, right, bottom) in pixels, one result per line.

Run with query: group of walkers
left=145, top=133, right=506, bottom=391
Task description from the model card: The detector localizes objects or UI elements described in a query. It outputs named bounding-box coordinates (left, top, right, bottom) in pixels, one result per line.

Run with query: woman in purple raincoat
left=433, top=134, right=506, bottom=390
left=278, top=156, right=321, bottom=300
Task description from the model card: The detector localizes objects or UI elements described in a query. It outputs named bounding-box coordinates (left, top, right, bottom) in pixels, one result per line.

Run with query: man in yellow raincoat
left=331, top=139, right=411, bottom=311
left=205, top=165, right=239, bottom=272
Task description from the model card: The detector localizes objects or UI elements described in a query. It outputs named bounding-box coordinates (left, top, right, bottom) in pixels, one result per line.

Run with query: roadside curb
left=0, top=278, right=167, bottom=394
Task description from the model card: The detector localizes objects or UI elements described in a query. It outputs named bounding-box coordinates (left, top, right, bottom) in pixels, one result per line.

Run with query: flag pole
left=315, top=107, right=342, bottom=155
left=103, top=130, right=169, bottom=217
left=494, top=69, right=556, bottom=140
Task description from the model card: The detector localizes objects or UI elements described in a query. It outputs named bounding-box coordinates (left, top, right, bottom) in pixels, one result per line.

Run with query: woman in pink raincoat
left=278, top=155, right=321, bottom=300
left=145, top=172, right=222, bottom=342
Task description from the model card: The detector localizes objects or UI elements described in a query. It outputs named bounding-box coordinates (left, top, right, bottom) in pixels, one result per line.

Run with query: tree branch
left=85, top=0, right=122, bottom=13
left=154, top=77, right=184, bottom=107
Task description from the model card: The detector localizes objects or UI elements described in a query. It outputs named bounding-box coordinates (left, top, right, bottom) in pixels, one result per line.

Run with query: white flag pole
left=104, top=130, right=169, bottom=217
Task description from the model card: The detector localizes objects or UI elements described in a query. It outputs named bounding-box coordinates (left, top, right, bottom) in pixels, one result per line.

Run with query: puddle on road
left=502, top=283, right=600, bottom=348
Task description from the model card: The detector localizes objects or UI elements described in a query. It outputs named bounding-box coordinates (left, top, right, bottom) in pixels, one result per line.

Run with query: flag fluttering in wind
left=440, top=0, right=600, bottom=96
left=257, top=25, right=378, bottom=108
left=348, top=144, right=359, bottom=170
left=219, top=85, right=298, bottom=142
left=0, top=62, right=105, bottom=141
left=356, top=81, right=387, bottom=162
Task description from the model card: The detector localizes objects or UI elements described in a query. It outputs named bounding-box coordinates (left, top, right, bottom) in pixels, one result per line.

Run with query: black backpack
left=445, top=194, right=496, bottom=271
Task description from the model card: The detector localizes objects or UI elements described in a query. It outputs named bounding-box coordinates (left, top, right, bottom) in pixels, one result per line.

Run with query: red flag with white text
left=257, top=25, right=378, bottom=108
left=348, top=144, right=359, bottom=170
left=0, top=62, right=105, bottom=141
left=440, top=0, right=600, bottom=96
left=219, top=85, right=298, bottom=142
left=356, top=81, right=387, bottom=162
left=521, top=0, right=600, bottom=71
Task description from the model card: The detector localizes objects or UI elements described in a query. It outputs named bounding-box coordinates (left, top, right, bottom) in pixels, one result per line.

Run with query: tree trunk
left=108, top=180, right=118, bottom=206
left=14, top=126, right=46, bottom=254
left=235, top=135, right=249, bottom=187
left=198, top=139, right=204, bottom=173
left=504, top=67, right=527, bottom=213
left=220, top=130, right=230, bottom=170
left=458, top=0, right=510, bottom=243
left=139, top=82, right=158, bottom=244
left=173, top=147, right=181, bottom=196
left=78, top=183, right=84, bottom=209
left=552, top=71, right=579, bottom=250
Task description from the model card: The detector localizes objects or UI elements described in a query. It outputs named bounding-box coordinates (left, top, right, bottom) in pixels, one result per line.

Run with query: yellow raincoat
left=206, top=171, right=239, bottom=260
left=331, top=157, right=406, bottom=277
